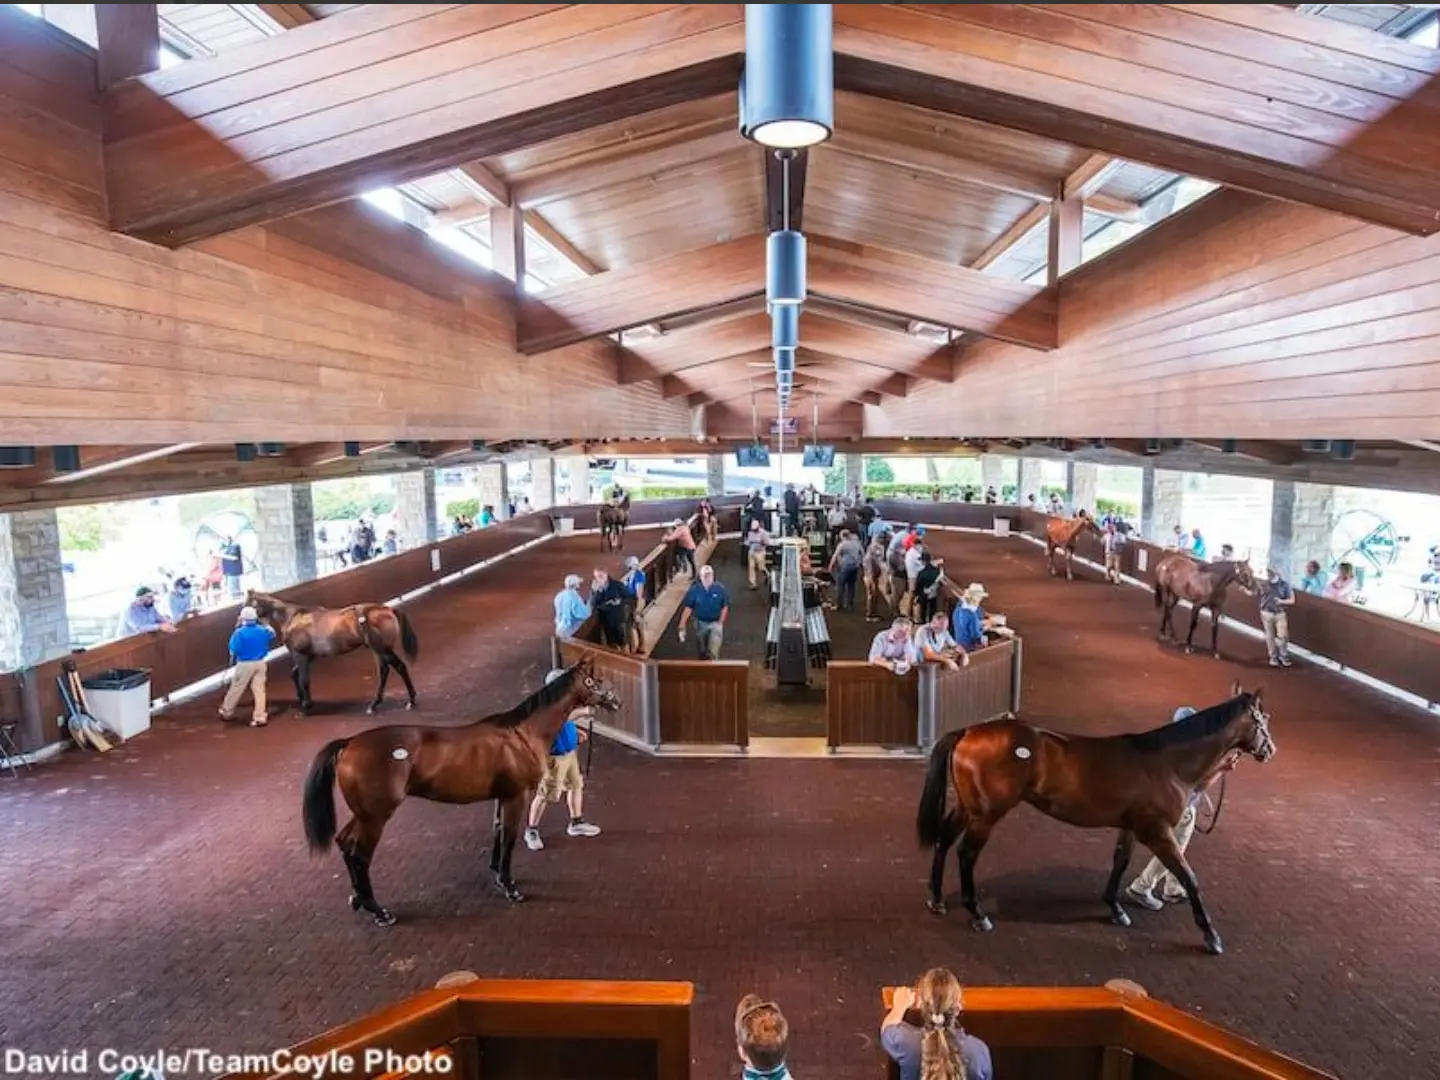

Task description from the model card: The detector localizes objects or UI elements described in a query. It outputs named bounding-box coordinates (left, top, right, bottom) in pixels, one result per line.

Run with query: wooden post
left=488, top=204, right=526, bottom=285
left=1047, top=192, right=1083, bottom=286
left=94, top=3, right=159, bottom=88
left=41, top=4, right=97, bottom=47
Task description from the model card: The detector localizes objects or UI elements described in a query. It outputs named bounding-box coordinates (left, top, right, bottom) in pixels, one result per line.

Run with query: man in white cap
left=952, top=583, right=990, bottom=652
left=219, top=605, right=276, bottom=726
left=524, top=668, right=601, bottom=849
left=553, top=574, right=591, bottom=638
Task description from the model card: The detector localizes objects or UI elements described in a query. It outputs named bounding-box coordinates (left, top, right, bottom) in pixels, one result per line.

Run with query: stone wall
left=254, top=483, right=317, bottom=590
left=981, top=454, right=1009, bottom=496
left=1018, top=458, right=1045, bottom=505
left=1270, top=481, right=1336, bottom=579
left=1141, top=465, right=1186, bottom=544
left=706, top=455, right=726, bottom=497
left=1067, top=461, right=1099, bottom=515
left=395, top=469, right=438, bottom=548
left=844, top=453, right=863, bottom=494
left=478, top=462, right=509, bottom=520
left=531, top=457, right=555, bottom=510
left=0, top=509, right=70, bottom=669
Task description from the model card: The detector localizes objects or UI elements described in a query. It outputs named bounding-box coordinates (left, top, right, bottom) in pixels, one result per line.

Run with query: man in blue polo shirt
left=677, top=564, right=730, bottom=660
left=952, top=582, right=989, bottom=652
left=219, top=605, right=276, bottom=727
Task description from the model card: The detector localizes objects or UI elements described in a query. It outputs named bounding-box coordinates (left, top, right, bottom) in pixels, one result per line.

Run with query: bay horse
left=1154, top=555, right=1256, bottom=656
left=917, top=683, right=1275, bottom=955
left=245, top=590, right=418, bottom=715
left=598, top=494, right=630, bottom=552
left=1045, top=511, right=1102, bottom=581
left=696, top=499, right=718, bottom=544
left=301, top=655, right=621, bottom=926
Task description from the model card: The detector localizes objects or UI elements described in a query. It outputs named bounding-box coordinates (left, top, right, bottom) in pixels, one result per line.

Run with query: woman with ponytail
left=880, top=968, right=993, bottom=1080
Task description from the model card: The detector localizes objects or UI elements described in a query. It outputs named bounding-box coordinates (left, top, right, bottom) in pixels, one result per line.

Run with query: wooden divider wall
left=656, top=661, right=748, bottom=746
left=933, top=638, right=1020, bottom=740
left=827, top=662, right=921, bottom=748
left=554, top=637, right=655, bottom=747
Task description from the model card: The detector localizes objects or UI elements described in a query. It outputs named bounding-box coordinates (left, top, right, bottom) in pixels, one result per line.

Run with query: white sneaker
left=523, top=828, right=544, bottom=851
left=566, top=820, right=601, bottom=838
left=250, top=716, right=268, bottom=727
left=1125, top=884, right=1163, bottom=911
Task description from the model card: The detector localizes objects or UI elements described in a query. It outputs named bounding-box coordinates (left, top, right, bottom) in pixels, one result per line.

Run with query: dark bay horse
left=1154, top=555, right=1256, bottom=656
left=246, top=590, right=418, bottom=714
left=302, top=656, right=620, bottom=926
left=1045, top=511, right=1102, bottom=580
left=598, top=494, right=630, bottom=552
left=917, top=684, right=1275, bottom=955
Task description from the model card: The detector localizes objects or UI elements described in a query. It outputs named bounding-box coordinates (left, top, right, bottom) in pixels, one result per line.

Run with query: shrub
left=633, top=486, right=706, bottom=500
left=445, top=498, right=480, bottom=521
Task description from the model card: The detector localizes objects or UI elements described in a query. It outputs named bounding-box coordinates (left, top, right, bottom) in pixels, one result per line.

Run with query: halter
left=1246, top=698, right=1276, bottom=762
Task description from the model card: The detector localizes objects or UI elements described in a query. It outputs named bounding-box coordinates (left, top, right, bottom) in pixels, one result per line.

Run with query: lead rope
left=1195, top=772, right=1228, bottom=835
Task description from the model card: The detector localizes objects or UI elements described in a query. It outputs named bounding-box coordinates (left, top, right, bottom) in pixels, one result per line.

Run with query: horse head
left=1232, top=560, right=1257, bottom=591
left=1229, top=680, right=1276, bottom=762
left=571, top=655, right=622, bottom=713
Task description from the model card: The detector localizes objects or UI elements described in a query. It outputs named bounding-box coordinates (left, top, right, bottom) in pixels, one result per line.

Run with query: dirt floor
left=2, top=529, right=1438, bottom=1079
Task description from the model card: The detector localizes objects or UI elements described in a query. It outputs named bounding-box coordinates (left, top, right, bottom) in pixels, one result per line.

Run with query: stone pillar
left=1141, top=465, right=1186, bottom=544
left=844, top=453, right=864, bottom=495
left=253, top=483, right=317, bottom=590
left=1067, top=460, right=1099, bottom=515
left=395, top=468, right=438, bottom=548
left=531, top=456, right=556, bottom=510
left=478, top=462, right=509, bottom=520
left=0, top=509, right=70, bottom=671
left=981, top=454, right=1009, bottom=498
left=706, top=455, right=726, bottom=497
left=563, top=455, right=591, bottom=505
left=1269, top=481, right=1336, bottom=579
left=1018, top=458, right=1045, bottom=505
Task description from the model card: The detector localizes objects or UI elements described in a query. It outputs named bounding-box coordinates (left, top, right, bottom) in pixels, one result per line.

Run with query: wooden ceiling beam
left=255, top=5, right=315, bottom=30
left=1190, top=439, right=1301, bottom=466
left=104, top=6, right=745, bottom=245
left=833, top=4, right=1440, bottom=235
left=970, top=204, right=1047, bottom=271
left=287, top=442, right=391, bottom=468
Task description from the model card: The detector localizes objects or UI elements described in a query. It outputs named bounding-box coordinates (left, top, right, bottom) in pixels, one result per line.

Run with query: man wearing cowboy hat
left=952, top=583, right=991, bottom=652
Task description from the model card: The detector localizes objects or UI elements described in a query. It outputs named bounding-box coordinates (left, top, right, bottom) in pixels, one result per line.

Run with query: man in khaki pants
left=219, top=605, right=276, bottom=727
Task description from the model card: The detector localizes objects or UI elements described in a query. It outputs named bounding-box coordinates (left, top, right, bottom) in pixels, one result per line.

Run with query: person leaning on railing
left=869, top=618, right=916, bottom=676
left=914, top=610, right=969, bottom=672
left=881, top=968, right=993, bottom=1080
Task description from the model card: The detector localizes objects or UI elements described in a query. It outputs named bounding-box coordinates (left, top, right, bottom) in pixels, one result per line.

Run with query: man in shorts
left=523, top=669, right=601, bottom=850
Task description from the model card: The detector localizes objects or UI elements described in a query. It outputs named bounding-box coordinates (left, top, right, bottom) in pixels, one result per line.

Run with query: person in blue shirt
left=621, top=555, right=647, bottom=609
left=881, top=968, right=993, bottom=1080
left=524, top=668, right=600, bottom=849
left=1298, top=559, right=1326, bottom=595
left=553, top=574, right=591, bottom=637
left=219, top=605, right=276, bottom=727
left=677, top=564, right=730, bottom=659
left=118, top=586, right=175, bottom=638
left=1190, top=528, right=1207, bottom=559
left=952, top=583, right=989, bottom=651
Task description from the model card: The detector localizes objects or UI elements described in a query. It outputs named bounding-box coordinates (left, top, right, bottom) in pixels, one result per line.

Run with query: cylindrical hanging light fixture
left=773, top=348, right=796, bottom=373
left=772, top=302, right=800, bottom=350
left=767, top=229, right=806, bottom=306
left=740, top=4, right=834, bottom=149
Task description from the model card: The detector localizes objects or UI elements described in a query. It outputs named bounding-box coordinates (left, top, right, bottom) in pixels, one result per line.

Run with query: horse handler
left=218, top=605, right=275, bottom=727
left=524, top=669, right=602, bottom=850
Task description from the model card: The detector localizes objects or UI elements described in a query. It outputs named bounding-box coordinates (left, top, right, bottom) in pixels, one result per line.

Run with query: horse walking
left=598, top=494, right=630, bottom=552
left=1154, top=555, right=1255, bottom=656
left=1045, top=512, right=1101, bottom=580
left=916, top=684, right=1275, bottom=955
left=246, top=590, right=419, bottom=714
left=301, top=656, right=620, bottom=926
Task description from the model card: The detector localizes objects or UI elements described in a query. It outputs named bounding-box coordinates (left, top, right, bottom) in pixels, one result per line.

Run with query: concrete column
left=531, top=456, right=556, bottom=510
left=981, top=454, right=1009, bottom=498
left=1067, top=460, right=1099, bottom=515
left=1269, top=480, right=1336, bottom=579
left=395, top=468, right=438, bottom=548
left=253, top=483, right=317, bottom=590
left=844, top=453, right=864, bottom=494
left=0, top=509, right=70, bottom=670
left=1141, top=465, right=1186, bottom=544
left=478, top=462, right=509, bottom=520
left=1018, top=458, right=1045, bottom=505
left=563, top=455, right=591, bottom=505
left=706, top=455, right=726, bottom=497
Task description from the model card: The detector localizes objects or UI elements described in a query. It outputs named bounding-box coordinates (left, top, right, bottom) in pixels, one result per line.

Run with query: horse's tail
left=917, top=730, right=963, bottom=848
left=396, top=609, right=419, bottom=660
left=302, top=738, right=348, bottom=855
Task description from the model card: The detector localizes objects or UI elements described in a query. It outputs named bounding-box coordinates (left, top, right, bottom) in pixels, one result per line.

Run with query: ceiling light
left=739, top=4, right=834, bottom=149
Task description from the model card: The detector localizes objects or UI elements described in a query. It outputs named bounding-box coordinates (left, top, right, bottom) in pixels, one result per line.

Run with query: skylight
left=1406, top=14, right=1439, bottom=48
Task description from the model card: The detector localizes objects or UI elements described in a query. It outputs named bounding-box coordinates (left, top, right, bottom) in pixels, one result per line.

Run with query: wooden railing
left=656, top=660, right=748, bottom=746
left=827, top=662, right=921, bottom=748
left=554, top=637, right=657, bottom=748
left=878, top=986, right=1336, bottom=1080
left=930, top=637, right=1021, bottom=743
left=219, top=978, right=693, bottom=1080
left=11, top=514, right=554, bottom=753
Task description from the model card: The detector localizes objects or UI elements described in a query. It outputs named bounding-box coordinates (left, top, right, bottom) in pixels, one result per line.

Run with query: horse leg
left=488, top=801, right=503, bottom=875
left=294, top=654, right=314, bottom=713
left=337, top=816, right=395, bottom=927
left=389, top=651, right=418, bottom=709
left=1103, top=829, right=1137, bottom=927
left=927, top=812, right=962, bottom=915
left=1065, top=546, right=1075, bottom=582
left=1142, top=830, right=1223, bottom=955
left=1209, top=603, right=1223, bottom=658
left=1046, top=543, right=1057, bottom=576
left=494, top=795, right=526, bottom=903
left=367, top=652, right=391, bottom=715
left=957, top=823, right=996, bottom=932
left=1184, top=603, right=1203, bottom=654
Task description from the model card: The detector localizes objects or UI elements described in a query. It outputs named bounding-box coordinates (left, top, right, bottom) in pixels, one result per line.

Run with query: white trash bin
left=992, top=517, right=1011, bottom=538
left=555, top=517, right=575, bottom=536
left=80, top=668, right=152, bottom=742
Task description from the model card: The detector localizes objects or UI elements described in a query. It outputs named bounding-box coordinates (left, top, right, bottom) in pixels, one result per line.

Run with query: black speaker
left=1301, top=440, right=1331, bottom=453
left=1220, top=439, right=1238, bottom=453
left=235, top=443, right=258, bottom=463
left=343, top=441, right=362, bottom=457
left=1144, top=439, right=1161, bottom=455
left=0, top=446, right=36, bottom=468
left=1331, top=440, right=1356, bottom=461
left=1089, top=438, right=1106, bottom=448
left=257, top=442, right=286, bottom=457
left=471, top=439, right=488, bottom=452
left=51, top=445, right=81, bottom=471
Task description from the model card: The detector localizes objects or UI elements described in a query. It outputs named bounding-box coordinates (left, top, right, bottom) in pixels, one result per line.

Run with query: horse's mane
left=1124, top=695, right=1248, bottom=752
left=486, top=664, right=581, bottom=728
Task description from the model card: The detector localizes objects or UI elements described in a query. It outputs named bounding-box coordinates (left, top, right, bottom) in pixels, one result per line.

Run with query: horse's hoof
left=971, top=915, right=995, bottom=933
left=373, top=909, right=397, bottom=928
left=1111, top=909, right=1133, bottom=929
left=1211, top=652, right=1221, bottom=660
left=926, top=898, right=947, bottom=916
left=349, top=894, right=362, bottom=912
left=406, top=700, right=416, bottom=710
left=502, top=884, right=525, bottom=904
left=1184, top=646, right=1195, bottom=655
left=1204, top=934, right=1224, bottom=956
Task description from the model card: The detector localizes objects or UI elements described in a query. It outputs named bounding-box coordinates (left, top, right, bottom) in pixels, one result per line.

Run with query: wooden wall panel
left=0, top=13, right=693, bottom=446
left=656, top=660, right=748, bottom=745
left=871, top=189, right=1440, bottom=439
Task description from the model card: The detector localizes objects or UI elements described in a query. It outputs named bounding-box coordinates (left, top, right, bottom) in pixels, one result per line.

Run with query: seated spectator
left=118, top=586, right=175, bottom=638
left=869, top=618, right=915, bottom=675
left=735, top=995, right=793, bottom=1080
left=914, top=610, right=969, bottom=671
left=1324, top=561, right=1357, bottom=603
left=881, top=968, right=993, bottom=1080
left=952, top=583, right=989, bottom=652
left=1298, top=559, right=1325, bottom=594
